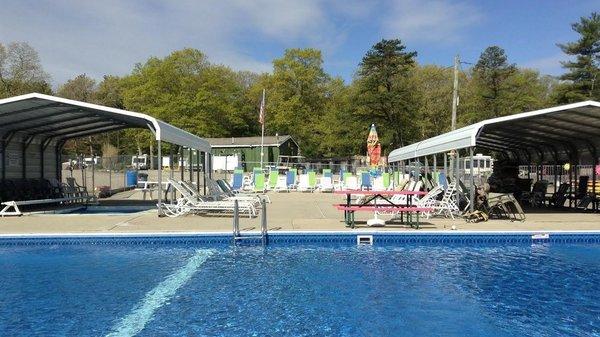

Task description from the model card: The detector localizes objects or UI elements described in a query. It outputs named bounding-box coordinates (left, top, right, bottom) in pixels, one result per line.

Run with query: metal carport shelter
left=0, top=93, right=212, bottom=215
left=388, top=101, right=600, bottom=211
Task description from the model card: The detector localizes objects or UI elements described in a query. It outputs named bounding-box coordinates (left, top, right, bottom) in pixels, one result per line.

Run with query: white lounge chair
left=183, top=180, right=263, bottom=206
left=344, top=176, right=359, bottom=190
left=161, top=179, right=258, bottom=218
left=272, top=176, right=287, bottom=192
left=297, top=174, right=310, bottom=192
left=217, top=179, right=271, bottom=203
left=372, top=177, right=385, bottom=191
left=319, top=177, right=334, bottom=192
left=433, top=183, right=460, bottom=219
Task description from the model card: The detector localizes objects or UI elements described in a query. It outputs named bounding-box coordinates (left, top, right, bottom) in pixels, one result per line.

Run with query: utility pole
left=451, top=54, right=460, bottom=131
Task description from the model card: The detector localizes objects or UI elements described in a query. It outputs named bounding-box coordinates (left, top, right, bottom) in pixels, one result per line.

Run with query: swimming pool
left=1, top=233, right=599, bottom=336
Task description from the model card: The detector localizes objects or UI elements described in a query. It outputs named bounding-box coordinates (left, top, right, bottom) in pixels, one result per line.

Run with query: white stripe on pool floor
left=106, top=249, right=215, bottom=337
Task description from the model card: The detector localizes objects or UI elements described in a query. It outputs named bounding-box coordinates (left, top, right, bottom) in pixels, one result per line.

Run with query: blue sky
left=0, top=0, right=597, bottom=86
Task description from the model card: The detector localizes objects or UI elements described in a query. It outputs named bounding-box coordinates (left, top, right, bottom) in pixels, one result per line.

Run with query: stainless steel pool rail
left=232, top=199, right=268, bottom=246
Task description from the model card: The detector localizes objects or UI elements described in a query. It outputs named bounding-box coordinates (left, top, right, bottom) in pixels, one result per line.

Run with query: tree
left=411, top=65, right=454, bottom=139
left=254, top=48, right=330, bottom=157
left=354, top=39, right=418, bottom=148
left=472, top=46, right=517, bottom=118
left=95, top=75, right=125, bottom=108
left=556, top=12, right=600, bottom=102
left=0, top=41, right=51, bottom=97
left=57, top=74, right=99, bottom=156
left=315, top=78, right=362, bottom=157
left=57, top=74, right=96, bottom=101
left=120, top=48, right=259, bottom=155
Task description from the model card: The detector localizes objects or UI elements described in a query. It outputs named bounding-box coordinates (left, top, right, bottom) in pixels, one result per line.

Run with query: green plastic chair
left=432, top=171, right=440, bottom=186
left=308, top=171, right=317, bottom=190
left=254, top=173, right=265, bottom=192
left=393, top=171, right=400, bottom=188
left=343, top=172, right=352, bottom=184
left=268, top=171, right=278, bottom=190
left=382, top=172, right=391, bottom=189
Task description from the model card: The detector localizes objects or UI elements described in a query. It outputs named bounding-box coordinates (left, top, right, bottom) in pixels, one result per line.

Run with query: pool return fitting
left=232, top=199, right=268, bottom=246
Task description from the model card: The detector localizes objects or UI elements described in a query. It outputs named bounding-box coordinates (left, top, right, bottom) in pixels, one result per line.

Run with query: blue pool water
left=1, top=240, right=599, bottom=336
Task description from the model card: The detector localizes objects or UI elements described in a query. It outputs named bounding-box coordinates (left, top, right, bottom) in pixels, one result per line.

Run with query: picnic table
left=136, top=181, right=172, bottom=200
left=333, top=190, right=430, bottom=229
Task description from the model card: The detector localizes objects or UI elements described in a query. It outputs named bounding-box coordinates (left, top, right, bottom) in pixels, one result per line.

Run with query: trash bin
left=126, top=170, right=138, bottom=187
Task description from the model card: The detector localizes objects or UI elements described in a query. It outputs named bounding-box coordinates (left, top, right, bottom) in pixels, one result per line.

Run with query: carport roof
left=388, top=101, right=600, bottom=163
left=0, top=93, right=211, bottom=152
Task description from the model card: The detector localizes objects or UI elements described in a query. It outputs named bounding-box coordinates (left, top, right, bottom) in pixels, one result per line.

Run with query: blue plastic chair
left=232, top=171, right=243, bottom=190
left=438, top=172, right=448, bottom=190
left=286, top=170, right=296, bottom=188
left=361, top=172, right=372, bottom=190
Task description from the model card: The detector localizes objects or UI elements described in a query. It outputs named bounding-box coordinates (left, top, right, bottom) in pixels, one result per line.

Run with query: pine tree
left=473, top=46, right=517, bottom=118
left=557, top=12, right=600, bottom=102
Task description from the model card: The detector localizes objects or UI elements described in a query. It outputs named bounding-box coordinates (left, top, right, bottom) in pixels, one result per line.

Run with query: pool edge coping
left=2, top=230, right=600, bottom=239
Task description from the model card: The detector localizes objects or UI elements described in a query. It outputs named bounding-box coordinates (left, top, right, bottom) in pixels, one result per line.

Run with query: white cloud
left=521, top=53, right=568, bottom=76
left=381, top=0, right=482, bottom=43
left=0, top=0, right=345, bottom=85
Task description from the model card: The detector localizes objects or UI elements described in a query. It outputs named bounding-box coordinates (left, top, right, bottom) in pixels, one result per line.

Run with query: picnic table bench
left=333, top=190, right=431, bottom=229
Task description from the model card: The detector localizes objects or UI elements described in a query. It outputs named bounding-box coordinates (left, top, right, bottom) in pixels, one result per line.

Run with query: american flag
left=259, top=89, right=265, bottom=125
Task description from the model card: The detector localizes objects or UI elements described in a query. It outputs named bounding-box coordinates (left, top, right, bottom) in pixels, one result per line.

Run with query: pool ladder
left=232, top=199, right=268, bottom=246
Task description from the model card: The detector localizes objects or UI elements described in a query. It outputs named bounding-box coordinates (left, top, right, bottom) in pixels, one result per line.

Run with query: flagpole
left=260, top=89, right=265, bottom=169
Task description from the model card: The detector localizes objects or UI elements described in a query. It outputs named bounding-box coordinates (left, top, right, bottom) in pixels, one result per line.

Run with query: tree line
left=1, top=12, right=598, bottom=159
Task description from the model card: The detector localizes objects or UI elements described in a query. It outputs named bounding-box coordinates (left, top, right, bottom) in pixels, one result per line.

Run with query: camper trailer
left=131, top=155, right=149, bottom=170
left=462, top=153, right=494, bottom=175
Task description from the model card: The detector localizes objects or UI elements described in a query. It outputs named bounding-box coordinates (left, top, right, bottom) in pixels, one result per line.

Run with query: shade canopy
left=0, top=93, right=211, bottom=152
left=389, top=101, right=600, bottom=164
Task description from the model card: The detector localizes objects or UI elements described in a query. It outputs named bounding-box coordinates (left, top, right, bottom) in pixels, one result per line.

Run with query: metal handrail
left=232, top=198, right=268, bottom=246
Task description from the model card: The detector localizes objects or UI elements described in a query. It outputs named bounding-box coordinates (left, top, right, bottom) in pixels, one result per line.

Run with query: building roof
left=207, top=135, right=295, bottom=148
left=0, top=93, right=211, bottom=152
left=388, top=101, right=600, bottom=164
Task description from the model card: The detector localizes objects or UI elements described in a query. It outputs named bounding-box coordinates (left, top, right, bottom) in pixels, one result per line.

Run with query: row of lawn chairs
left=522, top=176, right=597, bottom=210
left=0, top=177, right=91, bottom=204
left=230, top=169, right=399, bottom=193
left=160, top=178, right=266, bottom=218
left=0, top=177, right=94, bottom=216
left=389, top=172, right=526, bottom=222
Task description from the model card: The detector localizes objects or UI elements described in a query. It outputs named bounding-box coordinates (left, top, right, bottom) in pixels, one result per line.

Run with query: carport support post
left=433, top=155, right=437, bottom=176
left=196, top=150, right=201, bottom=193
left=202, top=151, right=207, bottom=196
left=188, top=147, right=193, bottom=182
left=208, top=154, right=212, bottom=179
left=593, top=156, right=597, bottom=212
left=455, top=150, right=460, bottom=206
left=157, top=140, right=163, bottom=216
left=179, top=146, right=184, bottom=182
left=469, top=147, right=475, bottom=212
left=169, top=145, right=174, bottom=202
left=443, top=153, right=447, bottom=177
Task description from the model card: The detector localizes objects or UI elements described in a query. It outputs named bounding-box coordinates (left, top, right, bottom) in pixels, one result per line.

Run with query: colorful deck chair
left=308, top=171, right=317, bottom=191
left=438, top=172, right=448, bottom=190
left=253, top=167, right=262, bottom=183
left=286, top=170, right=297, bottom=189
left=360, top=172, right=372, bottom=190
left=268, top=171, right=278, bottom=190
left=254, top=173, right=266, bottom=192
left=232, top=169, right=244, bottom=190
left=323, top=169, right=332, bottom=179
left=382, top=172, right=391, bottom=189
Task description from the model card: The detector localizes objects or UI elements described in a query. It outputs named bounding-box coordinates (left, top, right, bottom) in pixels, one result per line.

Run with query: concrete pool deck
left=0, top=192, right=598, bottom=235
